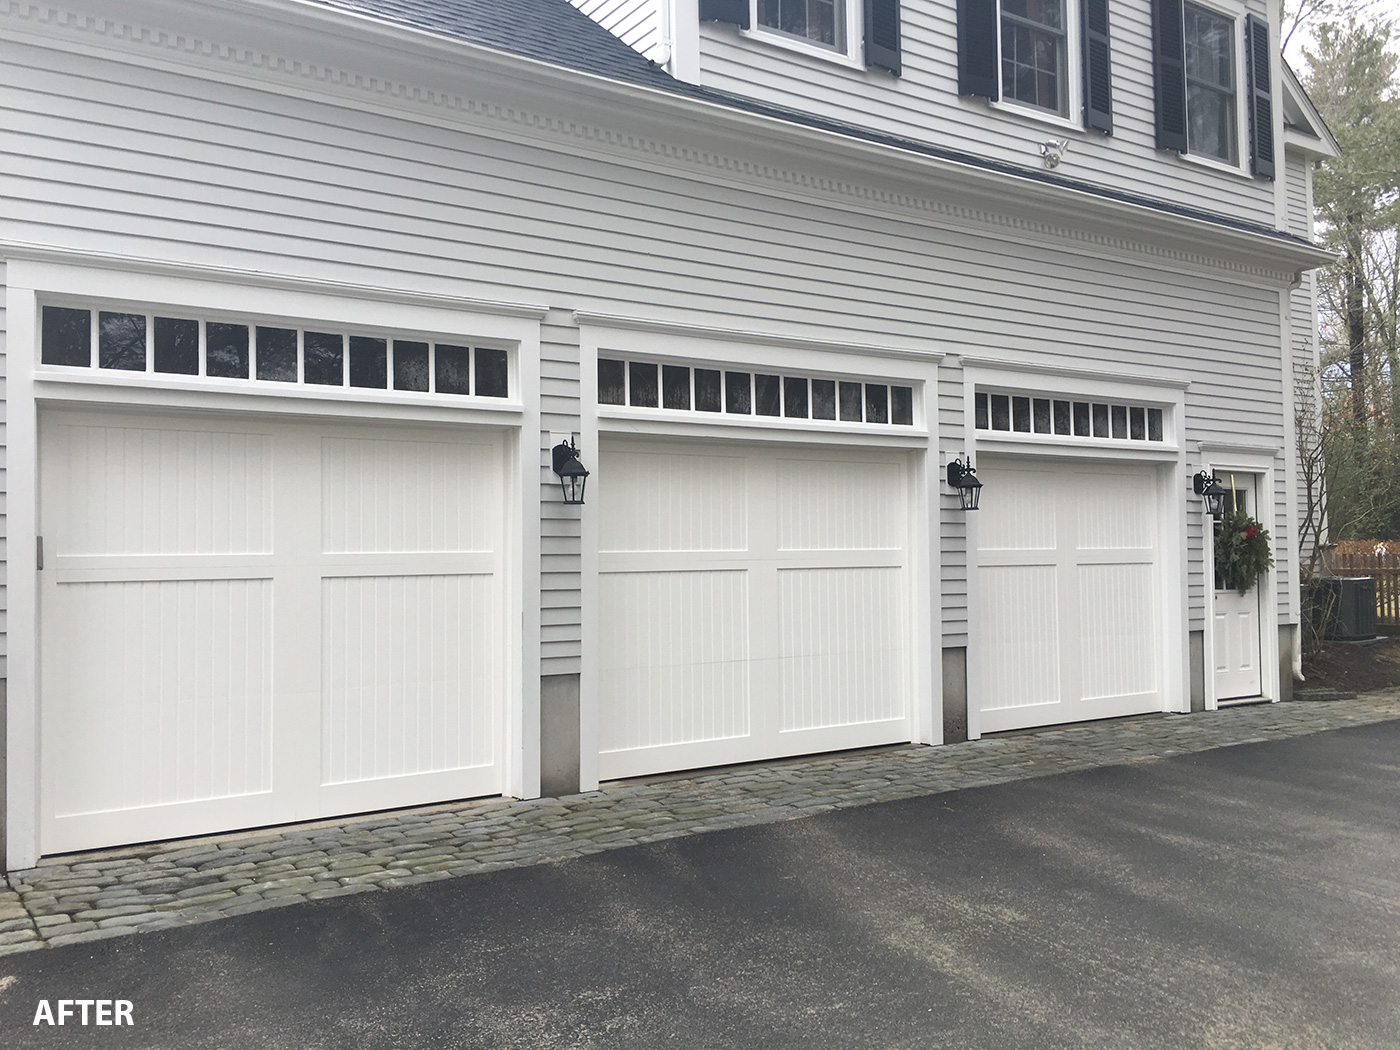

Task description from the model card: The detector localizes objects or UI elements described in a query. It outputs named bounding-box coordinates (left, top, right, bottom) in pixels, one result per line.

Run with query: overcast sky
left=1284, top=0, right=1400, bottom=67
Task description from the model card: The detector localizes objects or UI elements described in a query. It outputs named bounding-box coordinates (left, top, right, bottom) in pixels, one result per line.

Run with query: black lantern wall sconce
left=1192, top=470, right=1227, bottom=520
left=552, top=437, right=590, bottom=505
left=947, top=458, right=982, bottom=511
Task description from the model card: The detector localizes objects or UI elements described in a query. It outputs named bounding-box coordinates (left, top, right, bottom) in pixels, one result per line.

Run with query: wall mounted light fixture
left=552, top=437, right=590, bottom=505
left=1193, top=470, right=1227, bottom=520
left=947, top=458, right=982, bottom=511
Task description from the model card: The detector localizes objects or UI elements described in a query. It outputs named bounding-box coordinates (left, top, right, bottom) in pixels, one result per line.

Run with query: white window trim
left=993, top=0, right=1083, bottom=128
left=34, top=294, right=526, bottom=418
left=742, top=0, right=865, bottom=70
left=1180, top=0, right=1251, bottom=176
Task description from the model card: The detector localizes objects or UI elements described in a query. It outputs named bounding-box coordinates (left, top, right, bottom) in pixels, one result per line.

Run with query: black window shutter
left=1151, top=0, right=1187, bottom=151
left=864, top=0, right=902, bottom=75
left=1245, top=13, right=1275, bottom=179
left=957, top=0, right=998, bottom=99
left=699, top=0, right=749, bottom=28
left=1080, top=0, right=1113, bottom=133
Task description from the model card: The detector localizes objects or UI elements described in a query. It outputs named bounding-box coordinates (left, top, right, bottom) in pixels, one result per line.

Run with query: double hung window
left=1000, top=0, right=1070, bottom=117
left=1183, top=3, right=1238, bottom=164
left=757, top=0, right=843, bottom=51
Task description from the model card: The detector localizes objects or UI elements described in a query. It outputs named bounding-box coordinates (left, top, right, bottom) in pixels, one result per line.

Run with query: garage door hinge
left=37, top=535, right=43, bottom=571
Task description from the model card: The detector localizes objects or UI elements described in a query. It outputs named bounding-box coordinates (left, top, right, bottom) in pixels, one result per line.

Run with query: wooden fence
left=1330, top=545, right=1400, bottom=626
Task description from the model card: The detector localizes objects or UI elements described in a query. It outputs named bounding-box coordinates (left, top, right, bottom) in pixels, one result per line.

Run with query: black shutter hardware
left=957, top=0, right=998, bottom=99
left=1081, top=0, right=1113, bottom=133
left=864, top=0, right=902, bottom=75
left=1151, top=0, right=1187, bottom=151
left=1245, top=13, right=1275, bottom=179
left=699, top=0, right=749, bottom=29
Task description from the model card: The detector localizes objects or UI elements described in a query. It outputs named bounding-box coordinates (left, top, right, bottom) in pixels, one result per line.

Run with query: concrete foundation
left=942, top=647, right=968, bottom=744
left=1279, top=625, right=1296, bottom=702
left=1189, top=631, right=1206, bottom=712
left=539, top=673, right=580, bottom=798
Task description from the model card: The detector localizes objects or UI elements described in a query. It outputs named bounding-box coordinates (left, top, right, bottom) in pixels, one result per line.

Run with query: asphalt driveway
left=3, top=719, right=1399, bottom=1049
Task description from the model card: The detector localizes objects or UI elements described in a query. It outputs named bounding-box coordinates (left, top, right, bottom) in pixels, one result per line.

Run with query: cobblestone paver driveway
left=3, top=691, right=1398, bottom=956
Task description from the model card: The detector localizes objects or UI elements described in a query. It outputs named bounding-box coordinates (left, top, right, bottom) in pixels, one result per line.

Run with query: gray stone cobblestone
left=4, top=690, right=1399, bottom=956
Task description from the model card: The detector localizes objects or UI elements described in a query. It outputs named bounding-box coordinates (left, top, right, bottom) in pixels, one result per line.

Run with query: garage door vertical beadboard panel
left=321, top=573, right=496, bottom=784
left=979, top=565, right=1060, bottom=712
left=49, top=578, right=274, bottom=816
left=55, top=424, right=273, bottom=556
left=320, top=437, right=494, bottom=554
left=1077, top=563, right=1158, bottom=699
left=777, top=566, right=908, bottom=732
left=775, top=459, right=902, bottom=551
left=599, top=449, right=747, bottom=553
left=598, top=569, right=751, bottom=752
left=977, top=468, right=1057, bottom=551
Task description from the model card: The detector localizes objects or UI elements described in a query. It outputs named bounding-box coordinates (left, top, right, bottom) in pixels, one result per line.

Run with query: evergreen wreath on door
left=1215, top=508, right=1274, bottom=595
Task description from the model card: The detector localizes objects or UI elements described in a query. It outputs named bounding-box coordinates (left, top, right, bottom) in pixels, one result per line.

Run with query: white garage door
left=976, top=457, right=1163, bottom=733
left=598, top=440, right=913, bottom=780
left=39, top=408, right=506, bottom=854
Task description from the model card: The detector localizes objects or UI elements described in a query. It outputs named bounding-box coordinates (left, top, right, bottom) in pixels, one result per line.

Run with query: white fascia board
left=1283, top=128, right=1338, bottom=162
left=147, top=0, right=1341, bottom=274
left=1281, top=64, right=1341, bottom=159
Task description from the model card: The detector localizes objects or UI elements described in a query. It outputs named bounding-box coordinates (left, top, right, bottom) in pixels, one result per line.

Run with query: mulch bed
left=1301, top=633, right=1400, bottom=695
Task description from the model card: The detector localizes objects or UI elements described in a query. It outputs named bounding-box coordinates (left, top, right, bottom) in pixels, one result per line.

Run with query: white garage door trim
left=6, top=259, right=543, bottom=869
left=576, top=320, right=943, bottom=791
left=962, top=364, right=1189, bottom=741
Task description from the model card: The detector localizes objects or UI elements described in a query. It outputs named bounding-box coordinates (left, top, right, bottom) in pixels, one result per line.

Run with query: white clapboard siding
left=0, top=260, right=7, bottom=677
left=541, top=314, right=583, bottom=674
left=1285, top=149, right=1322, bottom=576
left=568, top=0, right=662, bottom=58
left=1285, top=153, right=1311, bottom=238
left=698, top=0, right=1277, bottom=228
left=938, top=362, right=967, bottom=647
left=1, top=26, right=1290, bottom=661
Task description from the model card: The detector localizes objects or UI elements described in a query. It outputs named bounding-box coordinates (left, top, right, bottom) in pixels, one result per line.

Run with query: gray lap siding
left=0, top=18, right=1293, bottom=673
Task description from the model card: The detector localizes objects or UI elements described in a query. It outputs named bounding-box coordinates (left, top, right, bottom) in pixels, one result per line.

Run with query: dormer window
left=758, top=0, right=844, bottom=51
left=1000, top=0, right=1069, bottom=117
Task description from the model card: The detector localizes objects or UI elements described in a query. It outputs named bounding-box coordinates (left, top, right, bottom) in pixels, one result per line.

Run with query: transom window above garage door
left=976, top=390, right=1165, bottom=442
left=39, top=304, right=510, bottom=399
left=598, top=357, right=915, bottom=427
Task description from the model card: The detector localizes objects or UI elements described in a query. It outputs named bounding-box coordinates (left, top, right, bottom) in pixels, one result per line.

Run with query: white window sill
left=737, top=26, right=866, bottom=72
left=1177, top=148, right=1253, bottom=180
left=987, top=98, right=1084, bottom=135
